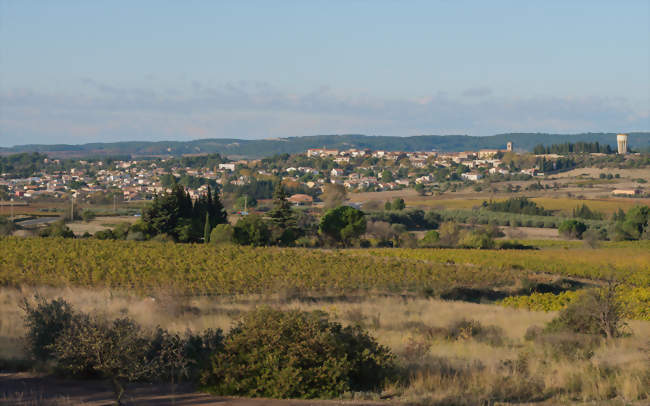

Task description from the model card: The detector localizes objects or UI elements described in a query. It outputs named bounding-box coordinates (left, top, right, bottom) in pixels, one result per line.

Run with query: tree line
left=533, top=142, right=614, bottom=155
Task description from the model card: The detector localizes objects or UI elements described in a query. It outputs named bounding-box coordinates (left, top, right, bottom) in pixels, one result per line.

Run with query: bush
left=81, top=210, right=96, bottom=222
left=22, top=297, right=75, bottom=362
left=23, top=298, right=224, bottom=404
left=458, top=229, right=495, bottom=249
left=210, top=224, right=234, bottom=244
left=419, top=230, right=440, bottom=247
left=201, top=308, right=394, bottom=398
left=558, top=219, right=587, bottom=239
left=39, top=220, right=75, bottom=238
left=445, top=318, right=505, bottom=346
left=0, top=216, right=15, bottom=236
left=94, top=229, right=115, bottom=240
left=535, top=332, right=601, bottom=360
left=545, top=285, right=626, bottom=339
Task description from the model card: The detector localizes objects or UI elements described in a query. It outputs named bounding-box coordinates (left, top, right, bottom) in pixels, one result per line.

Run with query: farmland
left=1, top=237, right=648, bottom=320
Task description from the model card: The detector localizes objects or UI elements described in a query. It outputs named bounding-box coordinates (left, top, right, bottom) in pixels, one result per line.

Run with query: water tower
left=617, top=134, right=628, bottom=154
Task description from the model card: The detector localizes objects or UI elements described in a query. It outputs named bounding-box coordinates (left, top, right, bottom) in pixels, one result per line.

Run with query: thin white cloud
left=0, top=81, right=647, bottom=146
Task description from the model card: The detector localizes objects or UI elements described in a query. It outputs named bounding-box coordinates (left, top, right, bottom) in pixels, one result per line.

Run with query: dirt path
left=0, top=373, right=389, bottom=406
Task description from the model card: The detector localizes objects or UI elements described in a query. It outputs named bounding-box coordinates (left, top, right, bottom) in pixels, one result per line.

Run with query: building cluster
left=0, top=141, right=550, bottom=204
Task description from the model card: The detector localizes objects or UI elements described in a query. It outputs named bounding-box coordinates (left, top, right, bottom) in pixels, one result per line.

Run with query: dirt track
left=0, top=373, right=389, bottom=406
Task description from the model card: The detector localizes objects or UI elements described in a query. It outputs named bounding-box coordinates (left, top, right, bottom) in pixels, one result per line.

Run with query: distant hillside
left=1, top=133, right=648, bottom=158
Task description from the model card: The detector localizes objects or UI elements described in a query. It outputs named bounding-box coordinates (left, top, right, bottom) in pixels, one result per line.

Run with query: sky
left=0, top=0, right=648, bottom=147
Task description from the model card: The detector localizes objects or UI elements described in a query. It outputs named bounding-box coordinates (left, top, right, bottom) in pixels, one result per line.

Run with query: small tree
left=52, top=316, right=152, bottom=405
left=391, top=197, right=405, bottom=211
left=22, top=296, right=74, bottom=362
left=546, top=283, right=626, bottom=340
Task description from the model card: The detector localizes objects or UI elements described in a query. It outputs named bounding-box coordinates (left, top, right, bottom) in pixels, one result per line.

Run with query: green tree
left=233, top=215, right=271, bottom=246
left=616, top=205, right=649, bottom=240
left=268, top=183, right=300, bottom=245
left=319, top=206, right=366, bottom=247
left=381, top=170, right=394, bottom=182
left=558, top=219, right=587, bottom=239
left=391, top=197, right=405, bottom=211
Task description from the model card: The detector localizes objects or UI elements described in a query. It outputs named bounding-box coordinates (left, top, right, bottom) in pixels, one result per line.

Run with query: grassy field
left=1, top=286, right=648, bottom=404
left=1, top=236, right=648, bottom=403
left=405, top=196, right=650, bottom=215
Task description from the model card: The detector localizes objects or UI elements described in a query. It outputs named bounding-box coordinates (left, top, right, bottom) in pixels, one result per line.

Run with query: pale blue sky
left=1, top=0, right=648, bottom=146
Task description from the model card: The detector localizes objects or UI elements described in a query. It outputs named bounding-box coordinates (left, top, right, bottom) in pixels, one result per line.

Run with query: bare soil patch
left=0, top=373, right=386, bottom=406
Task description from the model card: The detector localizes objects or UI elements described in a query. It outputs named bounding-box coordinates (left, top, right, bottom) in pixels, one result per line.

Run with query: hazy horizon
left=1, top=1, right=649, bottom=147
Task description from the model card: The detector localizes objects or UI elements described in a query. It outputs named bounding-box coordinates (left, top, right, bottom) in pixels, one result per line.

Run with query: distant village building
left=288, top=194, right=313, bottom=206
left=461, top=173, right=483, bottom=181
left=612, top=189, right=640, bottom=196
left=218, top=163, right=235, bottom=171
left=478, top=149, right=500, bottom=159
left=307, top=148, right=339, bottom=157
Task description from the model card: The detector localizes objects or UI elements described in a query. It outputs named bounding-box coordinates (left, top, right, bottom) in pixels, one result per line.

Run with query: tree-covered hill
left=1, top=132, right=648, bottom=158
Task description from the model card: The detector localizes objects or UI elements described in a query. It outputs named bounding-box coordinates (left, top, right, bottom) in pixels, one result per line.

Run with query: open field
left=66, top=215, right=139, bottom=236
left=0, top=200, right=147, bottom=217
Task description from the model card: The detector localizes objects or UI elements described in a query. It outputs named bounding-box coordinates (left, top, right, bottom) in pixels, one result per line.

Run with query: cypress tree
left=204, top=212, right=211, bottom=243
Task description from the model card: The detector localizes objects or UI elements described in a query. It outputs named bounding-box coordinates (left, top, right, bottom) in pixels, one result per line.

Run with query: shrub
left=201, top=308, right=394, bottom=398
left=22, top=297, right=75, bottom=362
left=81, top=210, right=96, bottom=222
left=535, top=332, right=601, bottom=360
left=94, top=229, right=115, bottom=240
left=545, top=285, right=626, bottom=339
left=458, top=229, right=495, bottom=249
left=52, top=315, right=153, bottom=402
left=39, top=220, right=75, bottom=238
left=445, top=318, right=505, bottom=346
left=24, top=298, right=224, bottom=404
left=0, top=216, right=15, bottom=236
left=419, top=230, right=440, bottom=247
left=210, top=224, right=234, bottom=244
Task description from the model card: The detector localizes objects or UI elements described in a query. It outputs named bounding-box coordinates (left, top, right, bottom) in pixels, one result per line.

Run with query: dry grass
left=1, top=286, right=648, bottom=403
left=65, top=216, right=138, bottom=236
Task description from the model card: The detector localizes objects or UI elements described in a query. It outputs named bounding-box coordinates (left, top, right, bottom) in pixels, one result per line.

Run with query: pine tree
left=268, top=183, right=299, bottom=245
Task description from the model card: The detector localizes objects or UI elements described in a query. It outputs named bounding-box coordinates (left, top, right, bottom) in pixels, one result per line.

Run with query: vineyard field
left=0, top=237, right=520, bottom=295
